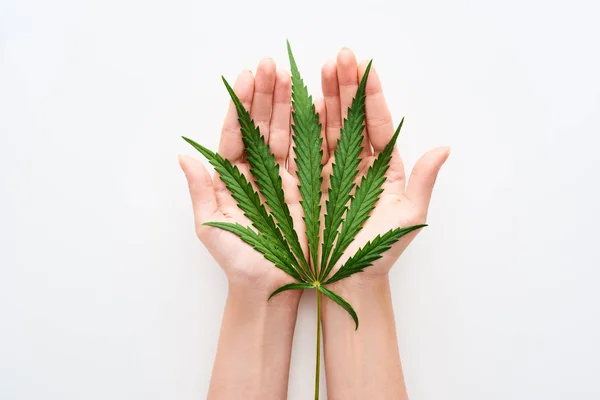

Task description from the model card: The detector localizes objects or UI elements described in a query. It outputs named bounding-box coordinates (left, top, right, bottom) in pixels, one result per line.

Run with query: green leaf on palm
left=319, top=60, right=372, bottom=275
left=222, top=77, right=312, bottom=280
left=181, top=137, right=288, bottom=253
left=287, top=40, right=324, bottom=278
left=183, top=41, right=433, bottom=400
left=320, top=118, right=404, bottom=281
left=325, top=224, right=427, bottom=285
left=203, top=221, right=306, bottom=282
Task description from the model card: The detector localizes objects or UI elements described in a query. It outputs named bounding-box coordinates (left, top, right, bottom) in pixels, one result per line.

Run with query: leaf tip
left=362, top=59, right=374, bottom=81
left=222, top=76, right=243, bottom=108
left=221, top=76, right=232, bottom=90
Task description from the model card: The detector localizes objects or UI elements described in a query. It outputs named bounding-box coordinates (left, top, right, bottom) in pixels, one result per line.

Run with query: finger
left=269, top=68, right=292, bottom=164
left=219, top=70, right=254, bottom=162
left=336, top=48, right=358, bottom=121
left=250, top=58, right=276, bottom=143
left=358, top=60, right=395, bottom=152
left=321, top=59, right=342, bottom=153
left=382, top=148, right=407, bottom=195
left=405, top=147, right=451, bottom=213
left=179, top=155, right=219, bottom=225
left=338, top=50, right=372, bottom=157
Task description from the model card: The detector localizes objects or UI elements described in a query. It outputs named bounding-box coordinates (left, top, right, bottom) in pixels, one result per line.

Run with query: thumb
left=178, top=155, right=219, bottom=225
left=405, top=147, right=450, bottom=213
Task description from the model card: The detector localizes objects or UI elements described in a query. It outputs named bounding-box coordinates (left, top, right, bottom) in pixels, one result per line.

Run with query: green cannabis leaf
left=324, top=224, right=427, bottom=285
left=222, top=78, right=310, bottom=275
left=319, top=59, right=372, bottom=281
left=287, top=40, right=323, bottom=279
left=183, top=41, right=426, bottom=399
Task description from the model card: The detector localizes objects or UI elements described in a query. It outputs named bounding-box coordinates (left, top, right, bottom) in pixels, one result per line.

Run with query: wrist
left=321, top=273, right=408, bottom=399
left=321, top=274, right=393, bottom=332
left=227, top=279, right=303, bottom=309
left=323, top=273, right=391, bottom=301
left=208, top=278, right=301, bottom=399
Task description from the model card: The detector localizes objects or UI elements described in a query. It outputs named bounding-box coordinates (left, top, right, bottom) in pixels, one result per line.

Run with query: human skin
left=317, top=48, right=449, bottom=400
left=179, top=50, right=449, bottom=399
left=179, top=58, right=304, bottom=399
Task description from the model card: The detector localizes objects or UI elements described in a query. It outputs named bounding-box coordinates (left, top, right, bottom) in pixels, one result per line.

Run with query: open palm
left=180, top=50, right=448, bottom=290
left=316, top=48, right=449, bottom=280
left=179, top=59, right=307, bottom=292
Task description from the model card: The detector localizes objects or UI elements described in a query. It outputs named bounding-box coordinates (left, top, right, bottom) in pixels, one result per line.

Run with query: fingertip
left=178, top=153, right=191, bottom=170
left=270, top=67, right=293, bottom=163
left=178, top=154, right=189, bottom=173
left=358, top=59, right=370, bottom=72
left=179, top=154, right=206, bottom=178
left=254, top=58, right=276, bottom=95
left=234, top=69, right=254, bottom=87
left=322, top=59, right=337, bottom=75
left=442, top=147, right=451, bottom=162
left=433, top=146, right=451, bottom=164
left=338, top=47, right=356, bottom=62
left=321, top=60, right=339, bottom=96
left=258, top=57, right=276, bottom=71
left=418, top=147, right=452, bottom=173
left=179, top=156, right=218, bottom=226
left=177, top=154, right=187, bottom=176
left=276, top=67, right=291, bottom=85
left=257, top=57, right=276, bottom=81
left=231, top=70, right=254, bottom=101
left=274, top=67, right=292, bottom=104
left=236, top=68, right=254, bottom=81
left=314, top=96, right=325, bottom=112
left=406, top=146, right=451, bottom=210
left=337, top=47, right=358, bottom=71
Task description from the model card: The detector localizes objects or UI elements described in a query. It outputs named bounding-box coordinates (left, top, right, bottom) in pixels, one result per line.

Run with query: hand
left=179, top=58, right=307, bottom=295
left=318, top=48, right=450, bottom=281
left=319, top=49, right=449, bottom=400
left=180, top=58, right=305, bottom=399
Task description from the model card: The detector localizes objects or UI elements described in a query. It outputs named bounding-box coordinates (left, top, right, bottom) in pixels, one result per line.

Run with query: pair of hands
left=180, top=47, right=449, bottom=297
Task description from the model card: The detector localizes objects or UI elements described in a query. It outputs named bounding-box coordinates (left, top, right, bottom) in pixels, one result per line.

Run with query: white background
left=1, top=0, right=599, bottom=399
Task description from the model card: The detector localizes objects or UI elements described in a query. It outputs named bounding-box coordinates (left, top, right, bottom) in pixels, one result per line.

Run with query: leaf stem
left=314, top=286, right=322, bottom=399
